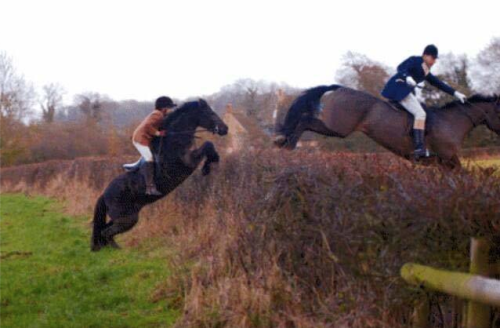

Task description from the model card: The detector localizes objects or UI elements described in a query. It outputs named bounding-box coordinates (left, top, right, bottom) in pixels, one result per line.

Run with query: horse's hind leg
left=286, top=118, right=346, bottom=149
left=303, top=118, right=347, bottom=138
left=101, top=214, right=139, bottom=249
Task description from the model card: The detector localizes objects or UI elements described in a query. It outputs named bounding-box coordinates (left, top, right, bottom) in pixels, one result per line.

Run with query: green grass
left=0, top=194, right=178, bottom=328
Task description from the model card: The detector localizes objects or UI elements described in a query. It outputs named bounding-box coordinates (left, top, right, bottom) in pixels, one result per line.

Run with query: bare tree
left=216, top=79, right=292, bottom=121
left=335, top=51, right=392, bottom=98
left=236, top=79, right=262, bottom=118
left=469, top=37, right=500, bottom=94
left=0, top=52, right=35, bottom=121
left=40, top=83, right=65, bottom=123
left=75, top=92, right=103, bottom=124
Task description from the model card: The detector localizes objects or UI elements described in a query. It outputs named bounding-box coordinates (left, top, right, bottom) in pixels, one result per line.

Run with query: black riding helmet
left=155, top=96, right=177, bottom=110
left=423, top=44, right=438, bottom=59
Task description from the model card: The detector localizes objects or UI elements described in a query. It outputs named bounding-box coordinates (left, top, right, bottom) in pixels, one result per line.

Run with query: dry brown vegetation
left=1, top=150, right=500, bottom=327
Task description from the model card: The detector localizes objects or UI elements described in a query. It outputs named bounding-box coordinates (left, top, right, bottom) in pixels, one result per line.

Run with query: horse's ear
left=198, top=98, right=208, bottom=108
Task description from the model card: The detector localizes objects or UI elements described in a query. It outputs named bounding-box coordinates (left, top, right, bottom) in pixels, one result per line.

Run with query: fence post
left=412, top=298, right=429, bottom=328
left=274, top=88, right=285, bottom=133
left=467, top=237, right=491, bottom=328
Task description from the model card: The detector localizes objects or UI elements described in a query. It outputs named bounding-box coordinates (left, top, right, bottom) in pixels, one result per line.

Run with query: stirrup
left=123, top=157, right=145, bottom=172
left=146, top=186, right=162, bottom=196
left=414, top=149, right=430, bottom=160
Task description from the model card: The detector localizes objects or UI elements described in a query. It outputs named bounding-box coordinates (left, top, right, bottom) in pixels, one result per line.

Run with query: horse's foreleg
left=189, top=141, right=219, bottom=176
left=303, top=118, right=347, bottom=138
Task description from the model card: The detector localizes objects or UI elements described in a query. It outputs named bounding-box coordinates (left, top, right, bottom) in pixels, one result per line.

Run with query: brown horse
left=275, top=85, right=500, bottom=169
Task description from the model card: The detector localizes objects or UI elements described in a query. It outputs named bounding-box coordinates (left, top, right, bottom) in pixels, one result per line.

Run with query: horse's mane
left=152, top=101, right=202, bottom=157
left=440, top=94, right=500, bottom=110
left=162, top=101, right=200, bottom=128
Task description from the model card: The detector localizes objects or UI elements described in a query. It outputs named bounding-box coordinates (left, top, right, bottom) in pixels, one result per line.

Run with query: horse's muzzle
left=213, top=124, right=228, bottom=136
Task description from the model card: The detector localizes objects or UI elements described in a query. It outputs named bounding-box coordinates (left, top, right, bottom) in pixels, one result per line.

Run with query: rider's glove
left=406, top=76, right=417, bottom=87
left=454, top=91, right=467, bottom=103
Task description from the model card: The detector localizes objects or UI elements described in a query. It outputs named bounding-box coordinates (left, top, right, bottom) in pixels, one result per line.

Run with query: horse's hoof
left=273, top=135, right=287, bottom=148
left=108, top=240, right=121, bottom=249
left=283, top=141, right=297, bottom=151
left=202, top=166, right=211, bottom=176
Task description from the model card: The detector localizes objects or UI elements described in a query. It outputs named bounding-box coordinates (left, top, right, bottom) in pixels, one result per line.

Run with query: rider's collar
left=421, top=62, right=430, bottom=76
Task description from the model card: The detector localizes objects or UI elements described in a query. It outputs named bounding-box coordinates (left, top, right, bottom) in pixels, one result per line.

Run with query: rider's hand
left=156, top=130, right=167, bottom=137
left=406, top=76, right=417, bottom=87
left=454, top=91, right=467, bottom=103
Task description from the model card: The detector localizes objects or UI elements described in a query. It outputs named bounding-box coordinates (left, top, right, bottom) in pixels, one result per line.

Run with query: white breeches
left=133, top=141, right=154, bottom=162
left=400, top=93, right=427, bottom=129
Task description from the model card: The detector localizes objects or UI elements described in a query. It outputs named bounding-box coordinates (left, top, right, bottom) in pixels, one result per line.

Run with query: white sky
left=1, top=0, right=499, bottom=104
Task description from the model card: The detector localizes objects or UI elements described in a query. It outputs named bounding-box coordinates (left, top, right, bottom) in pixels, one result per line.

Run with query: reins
left=413, top=86, right=493, bottom=127
left=156, top=128, right=212, bottom=159
left=166, top=128, right=212, bottom=137
left=456, top=100, right=489, bottom=127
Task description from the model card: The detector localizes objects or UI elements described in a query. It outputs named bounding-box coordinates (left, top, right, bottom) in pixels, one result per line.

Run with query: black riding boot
left=412, top=129, right=428, bottom=160
left=142, top=162, right=162, bottom=196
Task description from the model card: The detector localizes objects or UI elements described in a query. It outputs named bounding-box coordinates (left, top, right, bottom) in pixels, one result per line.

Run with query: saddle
left=387, top=100, right=435, bottom=136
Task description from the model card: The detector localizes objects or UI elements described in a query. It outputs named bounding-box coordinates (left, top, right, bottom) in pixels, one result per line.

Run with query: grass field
left=0, top=194, right=178, bottom=328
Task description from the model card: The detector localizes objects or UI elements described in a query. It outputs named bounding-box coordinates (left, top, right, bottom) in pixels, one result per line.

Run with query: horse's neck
left=159, top=120, right=198, bottom=161
left=440, top=105, right=479, bottom=136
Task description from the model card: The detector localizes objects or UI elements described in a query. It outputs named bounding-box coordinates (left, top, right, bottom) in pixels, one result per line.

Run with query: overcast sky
left=1, top=0, right=499, bottom=104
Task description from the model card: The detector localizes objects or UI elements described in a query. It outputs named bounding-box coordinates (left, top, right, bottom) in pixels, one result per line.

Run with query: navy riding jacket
left=381, top=56, right=456, bottom=102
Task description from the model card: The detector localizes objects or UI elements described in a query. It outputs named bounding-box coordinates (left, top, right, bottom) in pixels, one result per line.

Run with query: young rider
left=131, top=96, right=176, bottom=195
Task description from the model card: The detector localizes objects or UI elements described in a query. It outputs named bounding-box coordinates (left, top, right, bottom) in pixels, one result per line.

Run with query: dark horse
left=275, top=85, right=500, bottom=169
left=91, top=99, right=228, bottom=251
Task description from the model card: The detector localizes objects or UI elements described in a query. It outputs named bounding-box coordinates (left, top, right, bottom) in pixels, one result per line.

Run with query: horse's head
left=468, top=94, right=500, bottom=135
left=161, top=99, right=228, bottom=136
left=196, top=99, right=228, bottom=136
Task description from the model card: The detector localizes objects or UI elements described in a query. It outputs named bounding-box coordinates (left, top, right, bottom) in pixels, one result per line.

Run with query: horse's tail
left=279, top=84, right=343, bottom=136
left=91, top=195, right=107, bottom=252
